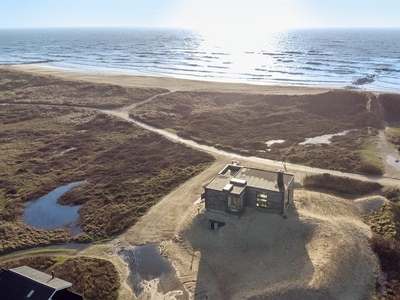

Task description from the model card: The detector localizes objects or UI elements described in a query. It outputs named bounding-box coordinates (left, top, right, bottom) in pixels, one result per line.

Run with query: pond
left=299, top=130, right=352, bottom=145
left=386, top=155, right=400, bottom=171
left=119, top=243, right=188, bottom=299
left=265, top=139, right=285, bottom=147
left=22, top=181, right=85, bottom=236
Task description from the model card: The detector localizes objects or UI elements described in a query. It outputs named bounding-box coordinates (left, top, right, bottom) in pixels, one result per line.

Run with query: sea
left=1, top=27, right=399, bottom=93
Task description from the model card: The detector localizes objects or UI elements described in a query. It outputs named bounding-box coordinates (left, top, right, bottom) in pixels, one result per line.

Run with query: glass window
left=256, top=192, right=268, bottom=208
left=228, top=196, right=240, bottom=212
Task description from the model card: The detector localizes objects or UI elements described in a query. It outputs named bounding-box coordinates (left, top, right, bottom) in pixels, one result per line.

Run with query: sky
left=1, top=0, right=399, bottom=30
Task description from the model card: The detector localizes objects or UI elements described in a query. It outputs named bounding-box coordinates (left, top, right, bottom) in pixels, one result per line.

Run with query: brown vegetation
left=0, top=104, right=214, bottom=253
left=0, top=255, right=120, bottom=300
left=364, top=189, right=400, bottom=299
left=0, top=69, right=167, bottom=108
left=130, top=90, right=383, bottom=173
left=378, top=94, right=400, bottom=125
left=303, top=174, right=383, bottom=195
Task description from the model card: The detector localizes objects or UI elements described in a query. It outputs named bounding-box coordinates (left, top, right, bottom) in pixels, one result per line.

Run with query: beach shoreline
left=2, top=64, right=342, bottom=95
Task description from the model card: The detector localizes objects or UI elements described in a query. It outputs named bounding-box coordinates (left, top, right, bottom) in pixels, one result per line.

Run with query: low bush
left=303, top=173, right=383, bottom=195
left=385, top=127, right=400, bottom=145
left=370, top=234, right=400, bottom=299
left=357, top=163, right=383, bottom=175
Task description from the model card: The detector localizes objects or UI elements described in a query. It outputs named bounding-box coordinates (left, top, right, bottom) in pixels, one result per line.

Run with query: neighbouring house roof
left=205, top=164, right=293, bottom=193
left=0, top=266, right=81, bottom=300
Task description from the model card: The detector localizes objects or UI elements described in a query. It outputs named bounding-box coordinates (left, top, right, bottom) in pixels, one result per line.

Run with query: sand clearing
left=119, top=157, right=378, bottom=300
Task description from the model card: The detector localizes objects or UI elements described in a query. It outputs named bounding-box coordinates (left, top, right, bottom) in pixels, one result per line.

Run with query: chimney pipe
left=278, top=170, right=284, bottom=185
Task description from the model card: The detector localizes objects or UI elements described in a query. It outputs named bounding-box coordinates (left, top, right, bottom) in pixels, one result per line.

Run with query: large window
left=256, top=192, right=268, bottom=208
left=228, top=195, right=241, bottom=212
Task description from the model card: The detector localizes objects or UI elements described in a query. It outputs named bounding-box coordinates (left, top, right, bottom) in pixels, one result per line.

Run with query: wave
left=306, top=61, right=323, bottom=65
left=284, top=51, right=303, bottom=55
left=207, top=65, right=229, bottom=69
left=12, top=59, right=62, bottom=65
left=375, top=67, right=400, bottom=73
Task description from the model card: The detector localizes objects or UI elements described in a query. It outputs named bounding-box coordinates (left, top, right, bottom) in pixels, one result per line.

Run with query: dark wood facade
left=204, top=165, right=294, bottom=217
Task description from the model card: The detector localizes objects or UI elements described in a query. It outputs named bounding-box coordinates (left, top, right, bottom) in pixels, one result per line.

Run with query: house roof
left=0, top=266, right=73, bottom=300
left=205, top=165, right=293, bottom=193
left=11, top=266, right=72, bottom=290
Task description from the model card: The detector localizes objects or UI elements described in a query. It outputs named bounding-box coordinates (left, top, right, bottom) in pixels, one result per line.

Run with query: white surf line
left=102, top=109, right=400, bottom=187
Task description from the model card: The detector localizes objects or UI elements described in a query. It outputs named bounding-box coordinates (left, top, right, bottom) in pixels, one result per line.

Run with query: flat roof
left=10, top=266, right=72, bottom=291
left=206, top=165, right=293, bottom=193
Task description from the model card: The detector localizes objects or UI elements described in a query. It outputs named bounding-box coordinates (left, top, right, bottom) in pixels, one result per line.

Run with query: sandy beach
left=8, top=64, right=333, bottom=95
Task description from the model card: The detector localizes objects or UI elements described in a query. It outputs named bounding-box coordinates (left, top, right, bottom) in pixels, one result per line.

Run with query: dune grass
left=0, top=104, right=214, bottom=254
left=385, top=127, right=400, bottom=146
left=0, top=249, right=74, bottom=262
left=358, top=136, right=384, bottom=175
left=303, top=173, right=383, bottom=195
left=364, top=189, right=400, bottom=299
left=0, top=68, right=167, bottom=108
left=130, top=90, right=384, bottom=174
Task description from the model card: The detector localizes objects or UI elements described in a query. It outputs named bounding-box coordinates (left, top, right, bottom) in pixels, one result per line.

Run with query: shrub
left=357, top=163, right=383, bottom=175
left=370, top=234, right=400, bottom=299
left=303, top=173, right=383, bottom=195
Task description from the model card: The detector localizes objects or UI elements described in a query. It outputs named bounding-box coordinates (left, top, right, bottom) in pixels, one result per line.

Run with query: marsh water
left=119, top=243, right=188, bottom=299
left=22, top=181, right=85, bottom=235
left=265, top=139, right=285, bottom=147
left=386, top=155, right=400, bottom=171
left=300, top=130, right=352, bottom=145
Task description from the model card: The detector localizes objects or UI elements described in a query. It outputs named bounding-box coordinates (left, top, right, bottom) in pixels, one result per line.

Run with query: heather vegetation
left=364, top=189, right=400, bottom=299
left=378, top=94, right=400, bottom=125
left=0, top=105, right=214, bottom=253
left=0, top=255, right=120, bottom=300
left=378, top=93, right=400, bottom=149
left=131, top=90, right=384, bottom=174
left=0, top=68, right=167, bottom=108
left=302, top=174, right=383, bottom=195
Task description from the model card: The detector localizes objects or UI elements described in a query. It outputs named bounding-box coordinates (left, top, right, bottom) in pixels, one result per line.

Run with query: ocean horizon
left=1, top=27, right=399, bottom=93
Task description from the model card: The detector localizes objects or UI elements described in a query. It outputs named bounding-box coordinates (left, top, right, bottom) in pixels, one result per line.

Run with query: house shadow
left=181, top=202, right=318, bottom=300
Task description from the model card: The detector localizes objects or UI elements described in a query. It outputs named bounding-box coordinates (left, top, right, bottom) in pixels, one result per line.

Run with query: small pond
left=386, top=155, right=400, bottom=171
left=265, top=139, right=285, bottom=147
left=300, top=130, right=352, bottom=145
left=119, top=244, right=188, bottom=299
left=22, top=181, right=85, bottom=236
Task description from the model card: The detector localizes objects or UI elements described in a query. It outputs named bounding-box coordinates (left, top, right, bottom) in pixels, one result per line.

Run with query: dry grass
left=364, top=189, right=400, bottom=299
left=0, top=104, right=214, bottom=254
left=385, top=127, right=400, bottom=146
left=0, top=256, right=120, bottom=300
left=378, top=94, right=400, bottom=150
left=303, top=174, right=383, bottom=195
left=130, top=90, right=383, bottom=173
left=378, top=94, right=400, bottom=125
left=0, top=69, right=167, bottom=108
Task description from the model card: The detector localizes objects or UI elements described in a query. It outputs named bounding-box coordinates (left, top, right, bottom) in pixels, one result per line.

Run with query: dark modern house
left=0, top=266, right=83, bottom=300
left=203, top=164, right=294, bottom=217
